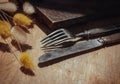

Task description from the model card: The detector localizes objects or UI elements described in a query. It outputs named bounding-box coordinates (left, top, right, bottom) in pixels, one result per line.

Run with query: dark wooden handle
left=76, top=24, right=120, bottom=38
left=89, top=27, right=119, bottom=36
left=98, top=33, right=120, bottom=44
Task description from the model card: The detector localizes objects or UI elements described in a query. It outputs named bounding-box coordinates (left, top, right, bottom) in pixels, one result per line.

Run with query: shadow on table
left=11, top=40, right=32, bottom=52
left=0, top=42, right=11, bottom=52
left=20, top=66, right=35, bottom=76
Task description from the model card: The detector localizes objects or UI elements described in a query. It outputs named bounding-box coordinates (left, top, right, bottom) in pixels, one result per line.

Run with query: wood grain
left=36, top=7, right=86, bottom=29
left=35, top=0, right=120, bottom=29
left=0, top=23, right=120, bottom=84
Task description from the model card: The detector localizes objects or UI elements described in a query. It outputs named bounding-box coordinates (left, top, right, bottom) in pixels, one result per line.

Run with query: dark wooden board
left=35, top=1, right=95, bottom=29
left=34, top=0, right=120, bottom=29
left=36, top=7, right=87, bottom=29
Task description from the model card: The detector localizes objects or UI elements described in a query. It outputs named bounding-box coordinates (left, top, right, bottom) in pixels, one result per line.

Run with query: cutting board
left=0, top=17, right=120, bottom=84
left=35, top=0, right=120, bottom=29
left=33, top=0, right=93, bottom=29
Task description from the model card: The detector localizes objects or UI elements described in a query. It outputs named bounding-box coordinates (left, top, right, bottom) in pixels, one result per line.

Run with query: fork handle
left=75, top=24, right=120, bottom=38
left=98, top=32, right=120, bottom=45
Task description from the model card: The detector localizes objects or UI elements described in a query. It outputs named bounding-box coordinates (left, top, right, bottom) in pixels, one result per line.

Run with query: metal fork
left=41, top=24, right=120, bottom=48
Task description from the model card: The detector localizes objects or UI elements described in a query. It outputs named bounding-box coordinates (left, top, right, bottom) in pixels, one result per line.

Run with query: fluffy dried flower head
left=13, top=13, right=33, bottom=27
left=0, top=20, right=11, bottom=39
left=20, top=53, right=34, bottom=70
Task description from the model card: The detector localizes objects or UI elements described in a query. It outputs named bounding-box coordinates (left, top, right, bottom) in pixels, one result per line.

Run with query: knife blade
left=39, top=33, right=120, bottom=63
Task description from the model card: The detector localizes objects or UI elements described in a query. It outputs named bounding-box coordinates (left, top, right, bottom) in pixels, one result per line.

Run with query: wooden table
left=0, top=18, right=120, bottom=84
left=0, top=0, right=9, bottom=3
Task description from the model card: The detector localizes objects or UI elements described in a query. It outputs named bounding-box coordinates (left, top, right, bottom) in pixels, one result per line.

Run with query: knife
left=39, top=33, right=120, bottom=63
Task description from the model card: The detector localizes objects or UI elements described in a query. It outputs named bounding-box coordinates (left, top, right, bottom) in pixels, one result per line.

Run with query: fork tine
left=41, top=31, right=65, bottom=44
left=41, top=28, right=65, bottom=42
left=41, top=36, right=69, bottom=48
left=41, top=34, right=68, bottom=46
left=46, top=37, right=70, bottom=47
left=40, top=28, right=73, bottom=47
left=41, top=44, right=62, bottom=50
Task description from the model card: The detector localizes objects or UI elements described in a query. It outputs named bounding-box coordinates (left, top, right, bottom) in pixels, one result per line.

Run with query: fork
left=41, top=24, right=120, bottom=48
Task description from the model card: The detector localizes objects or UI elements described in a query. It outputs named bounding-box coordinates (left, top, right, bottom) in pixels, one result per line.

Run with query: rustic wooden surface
left=0, top=0, right=8, bottom=3
left=0, top=19, right=120, bottom=84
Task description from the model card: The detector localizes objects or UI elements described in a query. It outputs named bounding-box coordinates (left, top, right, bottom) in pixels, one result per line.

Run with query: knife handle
left=76, top=24, right=120, bottom=38
left=98, top=33, right=120, bottom=45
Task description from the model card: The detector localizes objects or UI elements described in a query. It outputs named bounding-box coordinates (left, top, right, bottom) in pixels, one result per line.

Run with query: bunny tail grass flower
left=13, top=13, right=33, bottom=27
left=20, top=53, right=34, bottom=70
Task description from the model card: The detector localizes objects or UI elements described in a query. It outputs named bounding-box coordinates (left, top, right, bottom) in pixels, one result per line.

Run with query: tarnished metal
left=41, top=24, right=120, bottom=48
left=39, top=33, right=120, bottom=63
left=39, top=39, right=102, bottom=63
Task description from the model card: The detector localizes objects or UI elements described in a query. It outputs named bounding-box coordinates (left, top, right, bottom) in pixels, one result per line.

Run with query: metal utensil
left=39, top=33, right=120, bottom=63
left=41, top=24, right=120, bottom=48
